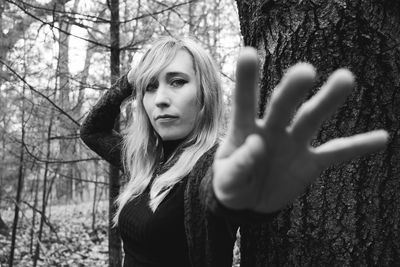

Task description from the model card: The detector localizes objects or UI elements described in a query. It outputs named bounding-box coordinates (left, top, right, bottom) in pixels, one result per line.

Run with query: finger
left=290, top=69, right=354, bottom=144
left=263, top=63, right=316, bottom=133
left=228, top=47, right=259, bottom=146
left=313, top=130, right=389, bottom=169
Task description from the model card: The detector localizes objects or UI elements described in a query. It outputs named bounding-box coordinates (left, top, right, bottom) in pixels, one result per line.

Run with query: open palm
left=213, top=48, right=388, bottom=213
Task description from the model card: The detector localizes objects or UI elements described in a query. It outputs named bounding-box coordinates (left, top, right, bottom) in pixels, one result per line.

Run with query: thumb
left=213, top=134, right=267, bottom=209
left=227, top=134, right=267, bottom=182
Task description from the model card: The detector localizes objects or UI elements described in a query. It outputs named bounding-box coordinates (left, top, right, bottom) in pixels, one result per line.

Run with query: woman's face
left=143, top=49, right=201, bottom=141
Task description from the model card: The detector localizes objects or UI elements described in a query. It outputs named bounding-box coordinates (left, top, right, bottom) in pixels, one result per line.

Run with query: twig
left=0, top=59, right=80, bottom=127
left=4, top=0, right=111, bottom=49
left=22, top=141, right=101, bottom=164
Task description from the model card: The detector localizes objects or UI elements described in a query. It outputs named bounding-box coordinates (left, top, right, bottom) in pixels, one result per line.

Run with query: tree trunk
left=73, top=13, right=100, bottom=202
left=55, top=0, right=80, bottom=203
left=236, top=1, right=400, bottom=266
left=109, top=0, right=122, bottom=266
left=0, top=94, right=6, bottom=237
left=30, top=172, right=40, bottom=254
left=8, top=85, right=26, bottom=267
left=33, top=111, right=54, bottom=267
left=92, top=161, right=99, bottom=232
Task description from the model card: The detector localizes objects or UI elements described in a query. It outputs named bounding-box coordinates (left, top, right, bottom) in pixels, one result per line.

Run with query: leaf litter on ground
left=0, top=201, right=109, bottom=266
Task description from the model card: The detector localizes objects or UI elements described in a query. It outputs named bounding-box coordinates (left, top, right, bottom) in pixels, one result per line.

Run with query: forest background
left=0, top=0, right=241, bottom=266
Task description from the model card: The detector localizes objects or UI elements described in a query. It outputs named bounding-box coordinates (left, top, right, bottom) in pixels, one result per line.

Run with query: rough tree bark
left=236, top=1, right=400, bottom=266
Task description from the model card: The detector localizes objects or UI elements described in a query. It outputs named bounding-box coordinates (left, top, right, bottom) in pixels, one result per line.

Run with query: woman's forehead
left=159, top=50, right=195, bottom=77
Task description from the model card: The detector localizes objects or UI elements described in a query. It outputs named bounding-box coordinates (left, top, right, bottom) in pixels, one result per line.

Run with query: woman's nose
left=154, top=86, right=171, bottom=108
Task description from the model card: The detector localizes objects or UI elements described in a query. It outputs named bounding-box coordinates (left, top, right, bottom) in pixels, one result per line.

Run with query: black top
left=119, top=179, right=189, bottom=267
left=118, top=139, right=190, bottom=267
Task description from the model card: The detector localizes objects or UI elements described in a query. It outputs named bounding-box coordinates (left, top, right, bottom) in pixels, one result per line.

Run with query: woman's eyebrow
left=165, top=72, right=190, bottom=79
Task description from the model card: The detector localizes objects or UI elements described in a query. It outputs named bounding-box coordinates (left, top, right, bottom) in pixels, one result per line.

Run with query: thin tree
left=109, top=0, right=122, bottom=266
left=55, top=0, right=80, bottom=202
left=8, top=84, right=26, bottom=267
left=30, top=170, right=40, bottom=254
left=33, top=108, right=54, bottom=267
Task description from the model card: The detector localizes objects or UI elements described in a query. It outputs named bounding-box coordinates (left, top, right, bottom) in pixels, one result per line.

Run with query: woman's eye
left=170, top=79, right=187, bottom=87
left=146, top=82, right=158, bottom=92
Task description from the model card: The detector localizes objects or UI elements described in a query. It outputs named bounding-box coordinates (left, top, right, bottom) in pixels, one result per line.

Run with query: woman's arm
left=213, top=48, right=388, bottom=214
left=80, top=74, right=135, bottom=170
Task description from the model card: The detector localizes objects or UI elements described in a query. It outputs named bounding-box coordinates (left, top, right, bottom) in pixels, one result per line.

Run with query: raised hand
left=213, top=47, right=389, bottom=213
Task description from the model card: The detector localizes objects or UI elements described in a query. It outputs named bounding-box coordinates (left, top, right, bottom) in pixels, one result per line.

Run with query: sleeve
left=186, top=146, right=281, bottom=266
left=185, top=147, right=239, bottom=267
left=79, top=74, right=135, bottom=170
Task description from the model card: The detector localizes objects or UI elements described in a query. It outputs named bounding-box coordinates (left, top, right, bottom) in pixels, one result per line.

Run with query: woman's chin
left=160, top=135, right=184, bottom=141
left=158, top=131, right=189, bottom=141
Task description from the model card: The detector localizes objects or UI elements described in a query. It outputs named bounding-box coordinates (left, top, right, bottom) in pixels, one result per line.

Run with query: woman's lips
left=155, top=115, right=179, bottom=122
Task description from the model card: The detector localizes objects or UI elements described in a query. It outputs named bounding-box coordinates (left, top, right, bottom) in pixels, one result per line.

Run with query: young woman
left=80, top=37, right=388, bottom=266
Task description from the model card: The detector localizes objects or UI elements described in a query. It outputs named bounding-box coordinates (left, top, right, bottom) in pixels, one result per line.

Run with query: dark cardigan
left=79, top=75, right=278, bottom=267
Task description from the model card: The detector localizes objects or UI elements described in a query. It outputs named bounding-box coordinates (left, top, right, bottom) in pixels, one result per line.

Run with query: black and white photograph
left=0, top=1, right=398, bottom=266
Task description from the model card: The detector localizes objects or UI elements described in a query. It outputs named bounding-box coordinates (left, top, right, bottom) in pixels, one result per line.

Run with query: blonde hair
left=113, top=37, right=223, bottom=225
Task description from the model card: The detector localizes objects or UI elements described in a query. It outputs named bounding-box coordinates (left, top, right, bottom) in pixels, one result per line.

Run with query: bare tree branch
left=22, top=141, right=101, bottom=164
left=0, top=59, right=80, bottom=126
left=5, top=0, right=111, bottom=49
left=46, top=167, right=109, bottom=186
